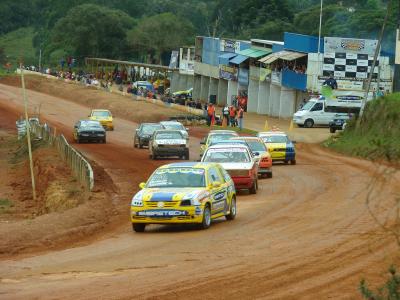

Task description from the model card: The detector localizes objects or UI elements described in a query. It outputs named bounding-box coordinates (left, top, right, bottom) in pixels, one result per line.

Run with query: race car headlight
left=131, top=192, right=144, bottom=206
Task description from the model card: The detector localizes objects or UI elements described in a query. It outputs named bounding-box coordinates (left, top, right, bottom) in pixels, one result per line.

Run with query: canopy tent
left=258, top=50, right=307, bottom=64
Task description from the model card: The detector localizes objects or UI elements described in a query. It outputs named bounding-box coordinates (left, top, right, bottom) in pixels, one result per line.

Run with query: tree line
left=0, top=0, right=397, bottom=67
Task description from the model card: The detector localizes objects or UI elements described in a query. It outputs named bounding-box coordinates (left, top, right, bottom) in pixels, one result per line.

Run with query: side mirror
left=200, top=141, right=205, bottom=145
left=252, top=151, right=259, bottom=156
left=135, top=128, right=139, bottom=132
left=211, top=181, right=221, bottom=189
left=139, top=182, right=146, bottom=189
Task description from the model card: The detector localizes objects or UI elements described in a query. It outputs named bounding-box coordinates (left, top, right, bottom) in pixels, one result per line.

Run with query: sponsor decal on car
left=195, top=206, right=202, bottom=215
left=137, top=210, right=188, bottom=217
left=214, top=191, right=226, bottom=201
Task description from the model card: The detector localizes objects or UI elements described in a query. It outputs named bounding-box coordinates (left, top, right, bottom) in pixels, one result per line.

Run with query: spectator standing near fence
left=229, top=105, right=236, bottom=127
left=223, top=105, right=229, bottom=126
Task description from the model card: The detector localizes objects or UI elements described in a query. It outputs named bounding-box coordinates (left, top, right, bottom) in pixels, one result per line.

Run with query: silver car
left=149, top=130, right=189, bottom=160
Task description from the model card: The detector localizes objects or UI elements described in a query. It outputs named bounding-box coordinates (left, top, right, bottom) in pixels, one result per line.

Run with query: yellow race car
left=257, top=131, right=296, bottom=165
left=89, top=109, right=114, bottom=131
left=130, top=162, right=237, bottom=232
left=200, top=130, right=239, bottom=159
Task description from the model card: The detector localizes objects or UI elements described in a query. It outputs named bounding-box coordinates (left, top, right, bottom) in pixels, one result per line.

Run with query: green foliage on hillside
left=326, top=94, right=400, bottom=162
left=0, top=27, right=36, bottom=67
left=0, top=0, right=397, bottom=68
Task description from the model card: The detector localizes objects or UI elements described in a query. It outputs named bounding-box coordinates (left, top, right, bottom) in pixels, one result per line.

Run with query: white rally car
left=149, top=130, right=189, bottom=160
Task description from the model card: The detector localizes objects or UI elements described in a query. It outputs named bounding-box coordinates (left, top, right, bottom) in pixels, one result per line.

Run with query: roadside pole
left=20, top=66, right=37, bottom=201
left=359, top=0, right=391, bottom=120
left=393, top=2, right=400, bottom=92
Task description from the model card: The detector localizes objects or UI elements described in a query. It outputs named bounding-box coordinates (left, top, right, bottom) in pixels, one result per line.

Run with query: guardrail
left=30, top=122, right=94, bottom=191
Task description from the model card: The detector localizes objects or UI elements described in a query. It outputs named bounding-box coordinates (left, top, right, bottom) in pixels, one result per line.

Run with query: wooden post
left=20, top=67, right=37, bottom=201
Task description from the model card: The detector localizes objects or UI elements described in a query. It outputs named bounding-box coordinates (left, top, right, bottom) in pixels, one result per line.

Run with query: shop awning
left=218, top=52, right=237, bottom=65
left=229, top=54, right=248, bottom=65
left=236, top=48, right=272, bottom=58
left=258, top=50, right=307, bottom=64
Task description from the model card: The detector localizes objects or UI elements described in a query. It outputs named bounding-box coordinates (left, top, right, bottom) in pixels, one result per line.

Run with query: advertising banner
left=238, top=68, right=249, bottom=86
left=219, top=65, right=238, bottom=81
left=169, top=51, right=179, bottom=69
left=220, top=39, right=241, bottom=53
left=324, top=37, right=378, bottom=55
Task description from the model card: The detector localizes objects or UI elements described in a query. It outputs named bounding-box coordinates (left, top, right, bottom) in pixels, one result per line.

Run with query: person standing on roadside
left=223, top=104, right=229, bottom=126
left=207, top=103, right=215, bottom=127
left=238, top=106, right=244, bottom=131
left=229, top=105, right=236, bottom=127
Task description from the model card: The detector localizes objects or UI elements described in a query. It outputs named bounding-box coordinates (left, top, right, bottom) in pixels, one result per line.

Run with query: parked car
left=89, top=109, right=114, bottom=130
left=329, top=118, right=347, bottom=133
left=292, top=98, right=360, bottom=128
left=130, top=162, right=236, bottom=232
left=73, top=120, right=106, bottom=143
left=257, top=131, right=296, bottom=165
left=201, top=144, right=258, bottom=194
left=149, top=130, right=189, bottom=160
left=134, top=123, right=164, bottom=148
left=160, top=121, right=189, bottom=139
left=231, top=136, right=272, bottom=178
left=200, top=130, right=239, bottom=159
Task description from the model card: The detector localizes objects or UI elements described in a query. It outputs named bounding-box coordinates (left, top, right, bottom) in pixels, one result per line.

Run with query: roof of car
left=91, top=109, right=111, bottom=112
left=258, top=131, right=287, bottom=136
left=232, top=136, right=261, bottom=141
left=209, top=130, right=237, bottom=134
left=160, top=121, right=183, bottom=124
left=160, top=162, right=218, bottom=169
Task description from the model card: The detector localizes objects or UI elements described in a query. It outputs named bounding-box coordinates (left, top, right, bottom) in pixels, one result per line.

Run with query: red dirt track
left=0, top=82, right=399, bottom=299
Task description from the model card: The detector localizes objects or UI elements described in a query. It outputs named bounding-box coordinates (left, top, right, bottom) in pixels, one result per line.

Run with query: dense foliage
left=0, top=0, right=397, bottom=67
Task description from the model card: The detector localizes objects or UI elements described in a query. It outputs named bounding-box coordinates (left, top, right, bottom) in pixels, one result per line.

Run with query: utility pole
left=38, top=49, right=42, bottom=73
left=359, top=0, right=391, bottom=119
left=393, top=1, right=400, bottom=92
left=312, top=0, right=323, bottom=93
left=20, top=66, right=37, bottom=201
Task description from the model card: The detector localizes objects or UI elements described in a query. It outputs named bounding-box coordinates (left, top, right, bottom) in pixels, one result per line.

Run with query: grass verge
left=324, top=93, right=400, bottom=163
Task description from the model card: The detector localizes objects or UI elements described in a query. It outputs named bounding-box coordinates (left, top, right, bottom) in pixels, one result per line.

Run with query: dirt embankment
left=0, top=107, right=116, bottom=257
left=0, top=75, right=186, bottom=124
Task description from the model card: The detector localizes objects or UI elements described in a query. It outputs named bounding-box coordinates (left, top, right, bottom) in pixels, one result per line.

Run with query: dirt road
left=0, top=83, right=399, bottom=299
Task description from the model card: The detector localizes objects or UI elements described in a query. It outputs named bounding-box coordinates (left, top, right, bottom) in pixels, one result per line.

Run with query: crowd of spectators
left=273, top=61, right=307, bottom=74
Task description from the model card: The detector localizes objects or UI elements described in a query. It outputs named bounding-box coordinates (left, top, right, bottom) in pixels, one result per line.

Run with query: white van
left=292, top=98, right=361, bottom=128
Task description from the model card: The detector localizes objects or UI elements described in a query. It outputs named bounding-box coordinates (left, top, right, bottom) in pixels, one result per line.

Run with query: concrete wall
left=279, top=87, right=296, bottom=118
left=247, top=78, right=259, bottom=113
left=227, top=80, right=238, bottom=105
left=209, top=78, right=219, bottom=102
left=257, top=81, right=270, bottom=114
left=217, top=79, right=228, bottom=105
left=270, top=84, right=281, bottom=117
left=170, top=72, right=194, bottom=92
left=193, top=75, right=201, bottom=100
left=200, top=75, right=210, bottom=101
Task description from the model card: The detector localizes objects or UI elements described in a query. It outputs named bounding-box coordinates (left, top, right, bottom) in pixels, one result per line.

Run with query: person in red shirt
left=207, top=103, right=215, bottom=127
left=238, top=106, right=244, bottom=130
left=229, top=105, right=236, bottom=127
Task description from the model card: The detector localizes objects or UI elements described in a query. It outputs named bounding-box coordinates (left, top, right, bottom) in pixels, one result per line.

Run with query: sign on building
left=169, top=51, right=179, bottom=69
left=220, top=39, right=240, bottom=53
left=219, top=65, right=238, bottom=81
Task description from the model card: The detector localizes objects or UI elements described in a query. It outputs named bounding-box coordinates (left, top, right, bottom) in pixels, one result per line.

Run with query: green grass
left=0, top=198, right=13, bottom=213
left=325, top=93, right=400, bottom=162
left=0, top=27, right=36, bottom=68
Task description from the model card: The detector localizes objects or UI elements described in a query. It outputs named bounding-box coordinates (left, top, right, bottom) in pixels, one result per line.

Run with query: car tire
left=304, top=119, right=314, bottom=128
left=134, top=138, right=138, bottom=148
left=284, top=160, right=289, bottom=164
left=329, top=127, right=336, bottom=133
left=249, top=179, right=257, bottom=194
left=132, top=223, right=146, bottom=232
left=291, top=159, right=296, bottom=165
left=200, top=205, right=211, bottom=229
left=225, top=197, right=236, bottom=221
left=153, top=153, right=158, bottom=160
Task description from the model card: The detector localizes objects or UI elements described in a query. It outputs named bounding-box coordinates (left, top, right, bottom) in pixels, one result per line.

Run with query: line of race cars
left=71, top=108, right=297, bottom=232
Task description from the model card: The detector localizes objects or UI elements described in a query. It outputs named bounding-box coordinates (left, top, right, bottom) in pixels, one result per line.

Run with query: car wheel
left=291, top=159, right=296, bottom=165
left=329, top=127, right=336, bottom=133
left=133, top=138, right=138, bottom=148
left=200, top=205, right=211, bottom=229
left=225, top=197, right=236, bottom=221
left=284, top=160, right=289, bottom=164
left=153, top=153, right=158, bottom=160
left=132, top=223, right=146, bottom=232
left=304, top=119, right=314, bottom=128
left=249, top=180, right=257, bottom=194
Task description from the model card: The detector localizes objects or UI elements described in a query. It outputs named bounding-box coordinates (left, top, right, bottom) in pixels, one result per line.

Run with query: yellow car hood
left=134, top=188, right=209, bottom=202
left=265, top=142, right=287, bottom=152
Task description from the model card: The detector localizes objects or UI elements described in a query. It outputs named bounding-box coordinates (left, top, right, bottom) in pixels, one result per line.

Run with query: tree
left=0, top=47, right=6, bottom=65
left=128, top=13, right=194, bottom=64
left=48, top=4, right=135, bottom=60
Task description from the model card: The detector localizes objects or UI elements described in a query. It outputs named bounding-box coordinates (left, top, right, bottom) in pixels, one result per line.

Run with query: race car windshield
left=300, top=101, right=315, bottom=111
left=142, top=125, right=162, bottom=134
left=261, top=135, right=289, bottom=143
left=246, top=141, right=266, bottom=152
left=147, top=168, right=206, bottom=188
left=203, top=149, right=250, bottom=163
left=92, top=111, right=110, bottom=117
left=163, top=123, right=184, bottom=130
left=209, top=134, right=236, bottom=143
left=156, top=132, right=183, bottom=139
left=80, top=121, right=103, bottom=129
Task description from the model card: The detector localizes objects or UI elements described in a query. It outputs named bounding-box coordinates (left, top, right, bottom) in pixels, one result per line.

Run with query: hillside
left=326, top=94, right=400, bottom=163
left=0, top=27, right=36, bottom=67
left=0, top=0, right=397, bottom=67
